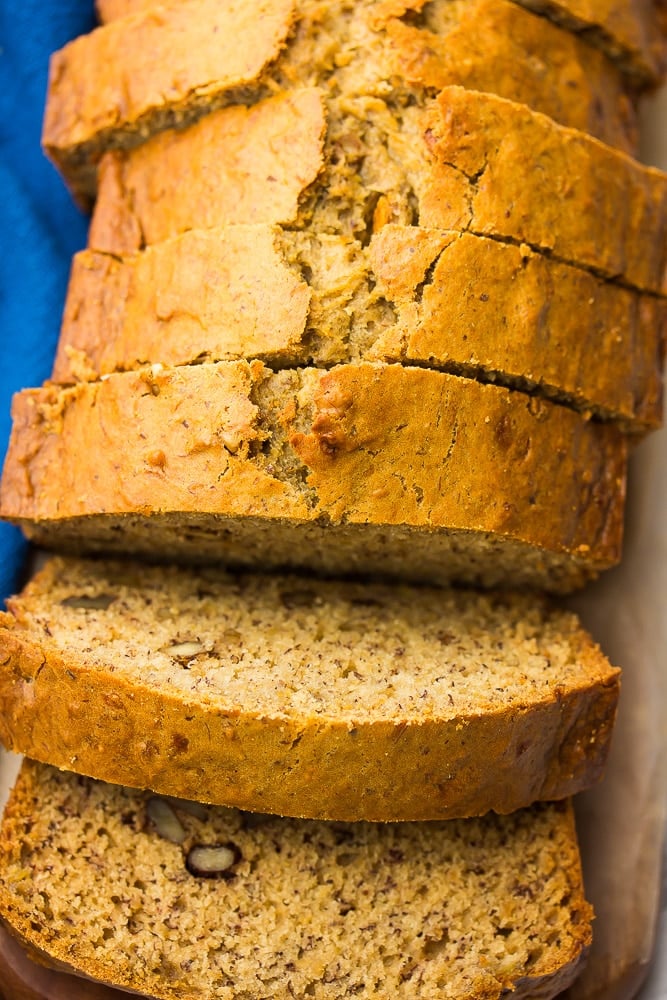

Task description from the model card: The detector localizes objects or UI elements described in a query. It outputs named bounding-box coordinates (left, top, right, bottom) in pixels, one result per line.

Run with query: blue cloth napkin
left=0, top=2, right=96, bottom=599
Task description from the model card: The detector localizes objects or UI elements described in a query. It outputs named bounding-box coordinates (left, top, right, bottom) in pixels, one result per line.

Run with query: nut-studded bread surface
left=0, top=760, right=592, bottom=999
left=45, top=0, right=640, bottom=202
left=88, top=86, right=667, bottom=296
left=54, top=224, right=666, bottom=432
left=0, top=361, right=627, bottom=593
left=0, top=557, right=620, bottom=821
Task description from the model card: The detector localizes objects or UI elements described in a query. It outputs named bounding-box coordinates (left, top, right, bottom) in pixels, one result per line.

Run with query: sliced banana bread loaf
left=54, top=223, right=666, bottom=432
left=88, top=85, right=667, bottom=296
left=0, top=557, right=620, bottom=821
left=0, top=759, right=593, bottom=999
left=45, top=0, right=640, bottom=202
left=0, top=361, right=626, bottom=592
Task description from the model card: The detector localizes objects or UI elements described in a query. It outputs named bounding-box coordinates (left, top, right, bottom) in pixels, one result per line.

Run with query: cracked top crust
left=95, top=0, right=666, bottom=86
left=0, top=360, right=626, bottom=591
left=88, top=87, right=327, bottom=252
left=47, top=0, right=641, bottom=203
left=88, top=85, right=667, bottom=296
left=53, top=223, right=666, bottom=432
left=418, top=86, right=667, bottom=296
left=43, top=0, right=296, bottom=195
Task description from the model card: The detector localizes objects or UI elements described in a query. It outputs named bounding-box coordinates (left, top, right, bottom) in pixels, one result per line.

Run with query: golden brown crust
left=88, top=84, right=666, bottom=295
left=418, top=86, right=667, bottom=295
left=43, top=0, right=297, bottom=204
left=51, top=0, right=640, bottom=205
left=1, top=360, right=308, bottom=521
left=95, top=0, right=665, bottom=87
left=54, top=227, right=313, bottom=380
left=0, top=761, right=594, bottom=999
left=371, top=228, right=666, bottom=432
left=378, top=0, right=639, bottom=152
left=52, top=224, right=665, bottom=432
left=510, top=0, right=667, bottom=83
left=88, top=88, right=327, bottom=253
left=0, top=361, right=626, bottom=588
left=0, top=643, right=619, bottom=821
left=96, top=0, right=138, bottom=17
left=287, top=364, right=627, bottom=554
left=99, top=0, right=401, bottom=18
left=0, top=559, right=621, bottom=821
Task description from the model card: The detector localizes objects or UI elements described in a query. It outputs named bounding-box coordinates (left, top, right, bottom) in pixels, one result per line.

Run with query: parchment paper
left=563, top=85, right=667, bottom=1000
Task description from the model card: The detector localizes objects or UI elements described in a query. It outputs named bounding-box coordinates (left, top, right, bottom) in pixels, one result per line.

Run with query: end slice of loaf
left=0, top=557, right=620, bottom=821
left=0, top=759, right=593, bottom=999
left=53, top=223, right=666, bottom=432
left=45, top=0, right=640, bottom=203
left=0, top=361, right=627, bottom=593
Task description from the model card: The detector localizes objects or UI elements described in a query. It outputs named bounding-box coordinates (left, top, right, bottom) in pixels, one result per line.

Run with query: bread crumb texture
left=0, top=557, right=620, bottom=820
left=0, top=760, right=593, bottom=999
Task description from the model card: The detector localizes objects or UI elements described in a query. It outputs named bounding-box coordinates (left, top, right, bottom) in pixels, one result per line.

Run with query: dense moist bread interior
left=13, top=515, right=603, bottom=594
left=7, top=558, right=613, bottom=723
left=0, top=761, right=592, bottom=999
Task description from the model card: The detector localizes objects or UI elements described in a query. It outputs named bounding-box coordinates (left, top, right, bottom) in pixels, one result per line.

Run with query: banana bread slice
left=0, top=361, right=626, bottom=593
left=45, top=0, right=640, bottom=203
left=88, top=85, right=667, bottom=296
left=53, top=223, right=666, bottom=432
left=94, top=0, right=666, bottom=86
left=88, top=87, right=327, bottom=253
left=0, top=556, right=620, bottom=821
left=0, top=759, right=593, bottom=999
left=510, top=0, right=667, bottom=84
